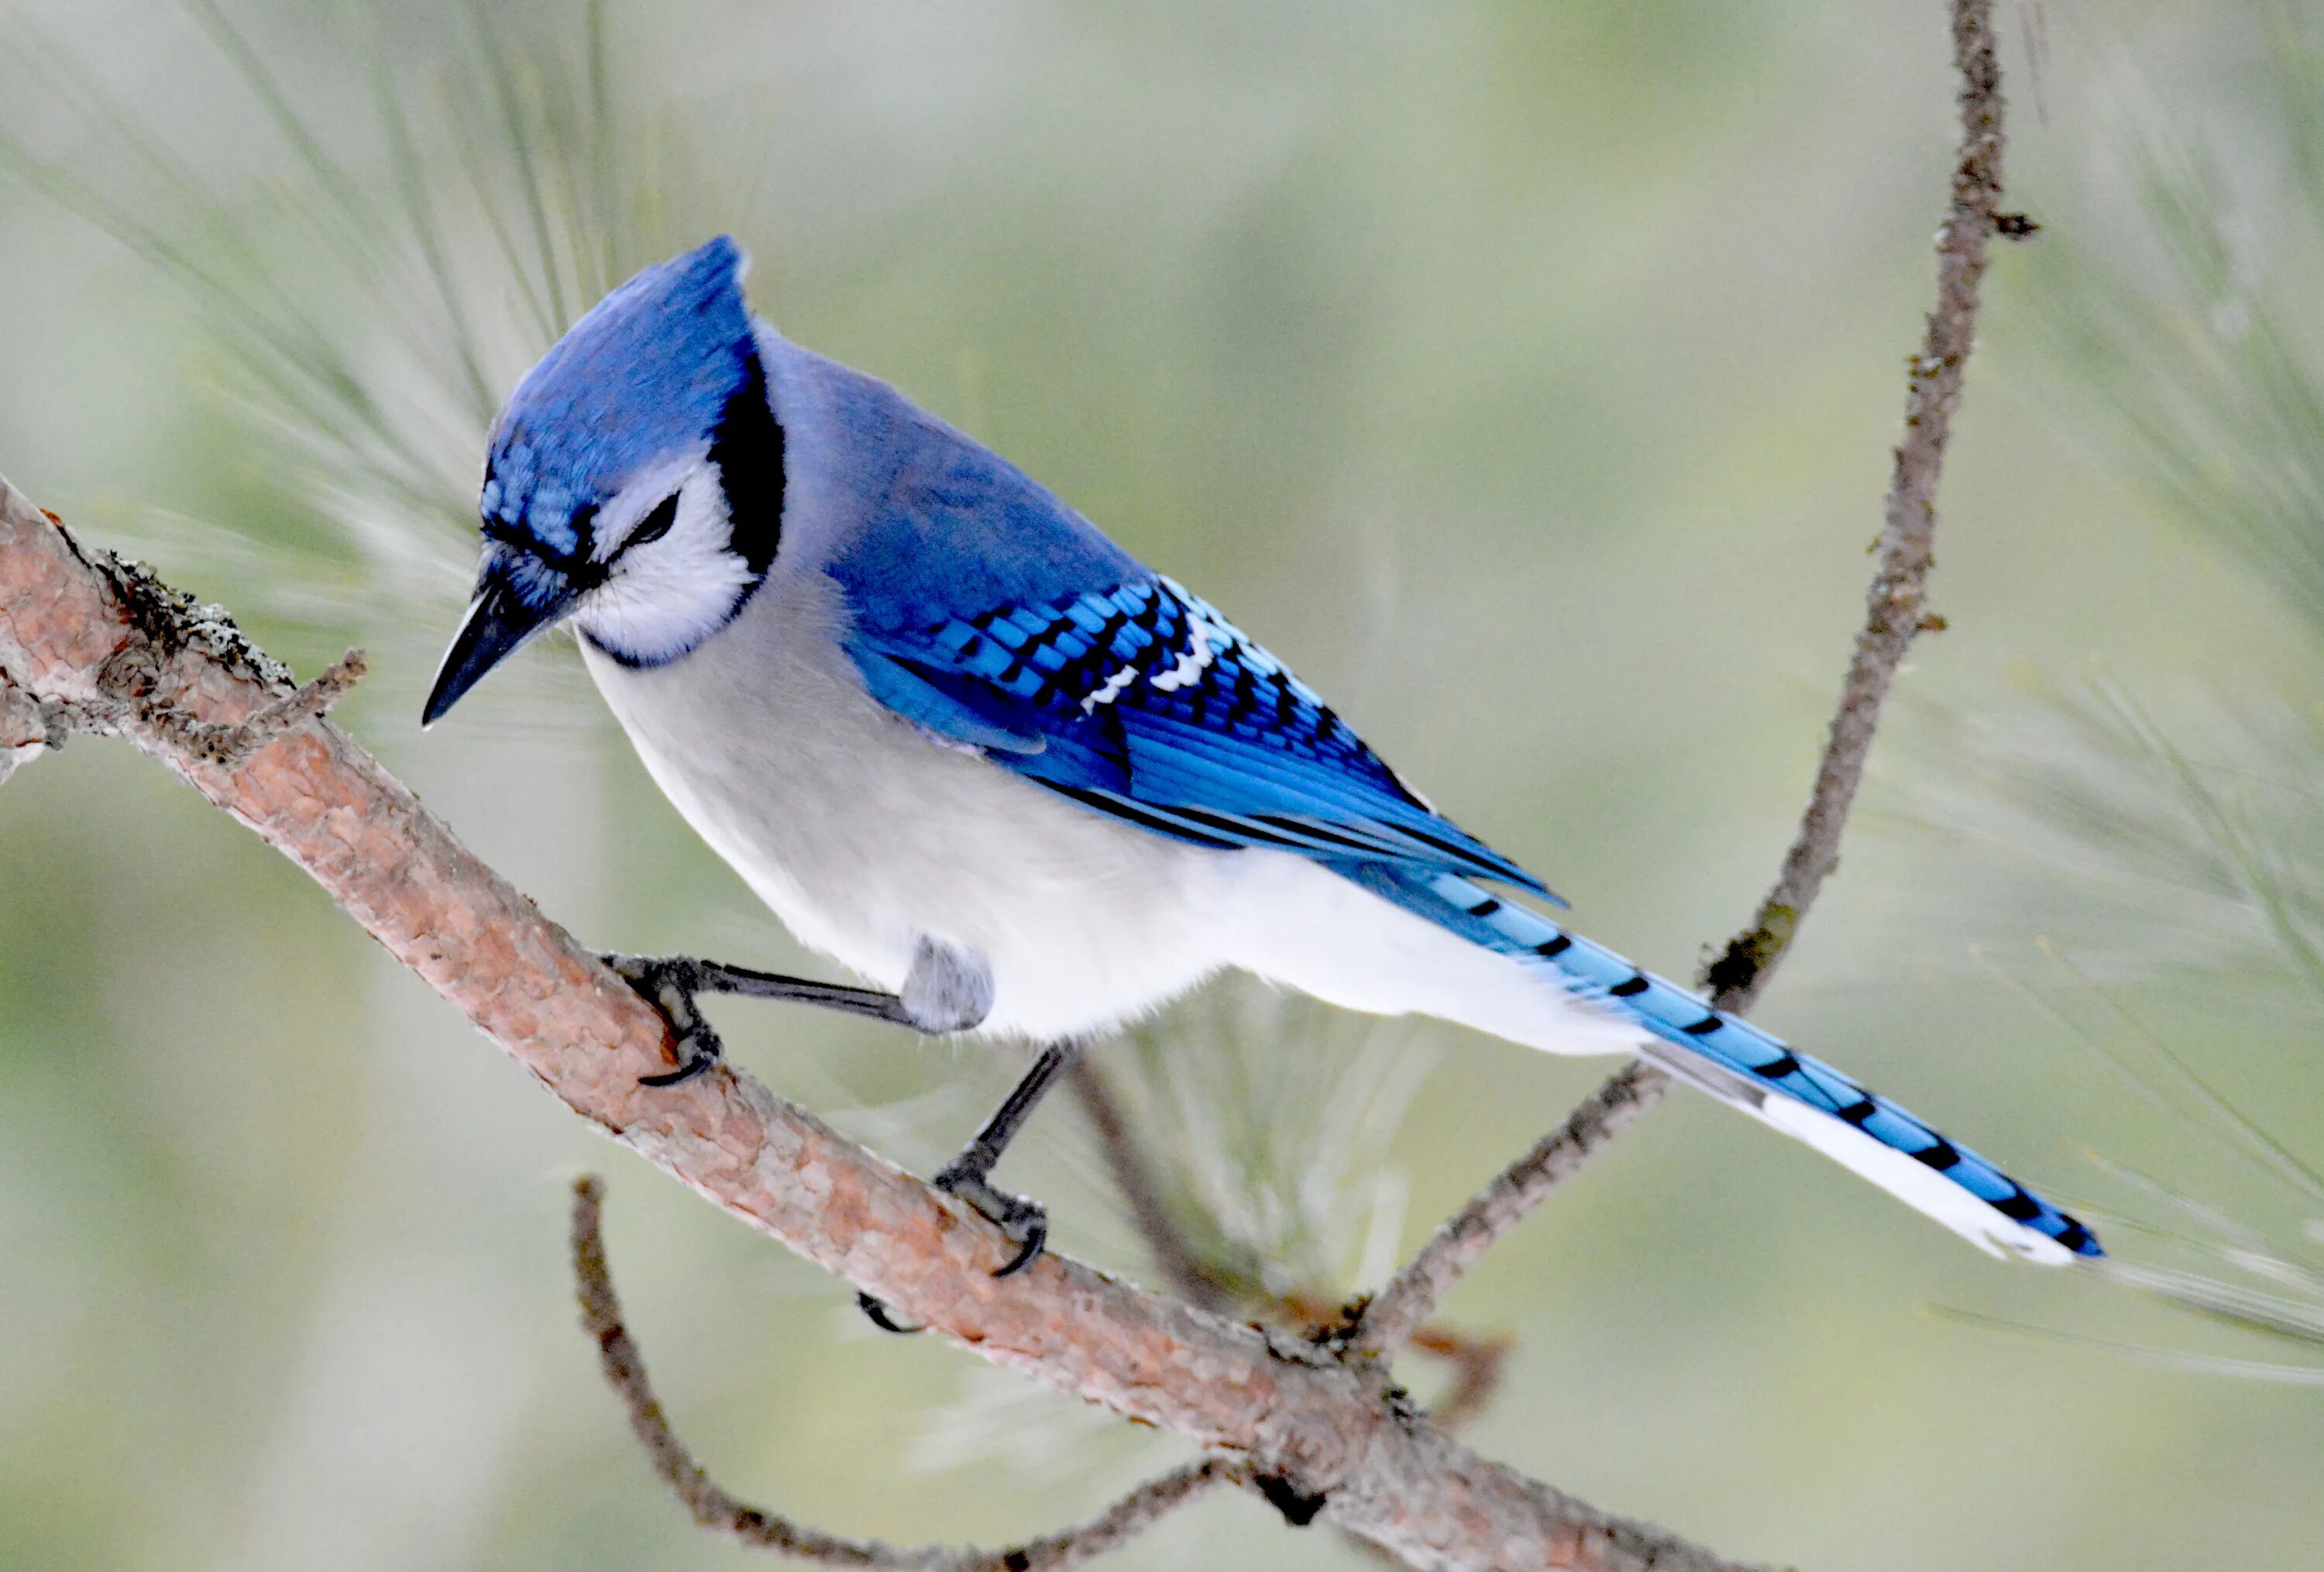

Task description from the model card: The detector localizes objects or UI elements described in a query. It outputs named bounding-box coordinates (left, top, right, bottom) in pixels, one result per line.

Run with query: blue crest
left=483, top=236, right=759, bottom=558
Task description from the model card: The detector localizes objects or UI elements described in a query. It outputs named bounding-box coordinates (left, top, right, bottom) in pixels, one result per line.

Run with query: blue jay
left=423, top=237, right=2099, bottom=1307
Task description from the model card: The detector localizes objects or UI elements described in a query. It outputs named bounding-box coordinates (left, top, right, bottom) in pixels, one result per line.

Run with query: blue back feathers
left=484, top=236, right=761, bottom=562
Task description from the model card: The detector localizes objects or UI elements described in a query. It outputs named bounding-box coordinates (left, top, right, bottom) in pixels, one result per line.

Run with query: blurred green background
left=5, top=2, right=2323, bottom=1568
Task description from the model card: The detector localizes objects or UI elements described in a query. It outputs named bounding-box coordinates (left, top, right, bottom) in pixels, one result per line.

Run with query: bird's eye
left=626, top=493, right=680, bottom=550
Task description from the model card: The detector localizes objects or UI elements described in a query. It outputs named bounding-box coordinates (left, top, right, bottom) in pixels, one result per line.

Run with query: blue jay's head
left=424, top=236, right=784, bottom=724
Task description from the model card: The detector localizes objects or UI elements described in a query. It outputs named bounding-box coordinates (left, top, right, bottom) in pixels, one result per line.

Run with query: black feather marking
left=1910, top=1139, right=1963, bottom=1171
left=1228, top=659, right=1261, bottom=721
left=1026, top=611, right=1080, bottom=662
left=568, top=500, right=602, bottom=556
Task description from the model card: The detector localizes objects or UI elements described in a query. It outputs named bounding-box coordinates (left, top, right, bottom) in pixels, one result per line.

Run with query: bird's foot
left=856, top=1153, right=1050, bottom=1335
left=600, top=952, right=724, bottom=1088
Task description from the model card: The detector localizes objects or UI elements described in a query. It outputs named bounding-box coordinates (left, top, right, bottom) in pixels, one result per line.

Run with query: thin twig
left=1356, top=0, right=2015, bottom=1360
left=1068, top=1049, right=1521, bottom=1425
left=1706, top=0, right=2007, bottom=1009
left=570, top=1175, right=1236, bottom=1570
left=222, top=646, right=366, bottom=761
left=0, top=479, right=1763, bottom=1572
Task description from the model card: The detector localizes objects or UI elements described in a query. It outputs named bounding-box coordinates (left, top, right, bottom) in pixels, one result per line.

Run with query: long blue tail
left=1338, top=864, right=2099, bottom=1263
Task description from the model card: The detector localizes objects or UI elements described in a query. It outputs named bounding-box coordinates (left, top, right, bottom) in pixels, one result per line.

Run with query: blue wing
left=843, top=574, right=1558, bottom=898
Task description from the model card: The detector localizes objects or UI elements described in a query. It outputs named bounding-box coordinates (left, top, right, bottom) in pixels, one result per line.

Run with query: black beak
left=422, top=571, right=568, bottom=727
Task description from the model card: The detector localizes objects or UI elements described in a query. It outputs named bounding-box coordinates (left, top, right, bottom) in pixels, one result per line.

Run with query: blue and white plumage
left=425, top=236, right=2099, bottom=1267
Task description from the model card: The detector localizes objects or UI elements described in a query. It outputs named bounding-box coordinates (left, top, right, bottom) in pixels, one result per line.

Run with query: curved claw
left=992, top=1215, right=1047, bottom=1279
left=638, top=1053, right=718, bottom=1089
left=855, top=1291, right=923, bottom=1334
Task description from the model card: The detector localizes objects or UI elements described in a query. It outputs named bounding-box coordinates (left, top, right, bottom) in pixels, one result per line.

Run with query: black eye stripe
left=624, top=493, right=681, bottom=551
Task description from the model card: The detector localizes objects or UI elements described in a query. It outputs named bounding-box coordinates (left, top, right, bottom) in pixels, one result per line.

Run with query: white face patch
left=573, top=455, right=761, bottom=666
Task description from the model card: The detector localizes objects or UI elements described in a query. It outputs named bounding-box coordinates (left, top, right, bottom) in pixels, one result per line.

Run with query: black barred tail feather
left=1336, top=865, right=2100, bottom=1264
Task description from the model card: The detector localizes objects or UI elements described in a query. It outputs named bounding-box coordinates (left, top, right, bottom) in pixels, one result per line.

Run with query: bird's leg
left=933, top=1037, right=1081, bottom=1264
left=858, top=1037, right=1085, bottom=1333
left=607, top=937, right=993, bottom=1086
left=600, top=952, right=916, bottom=1086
